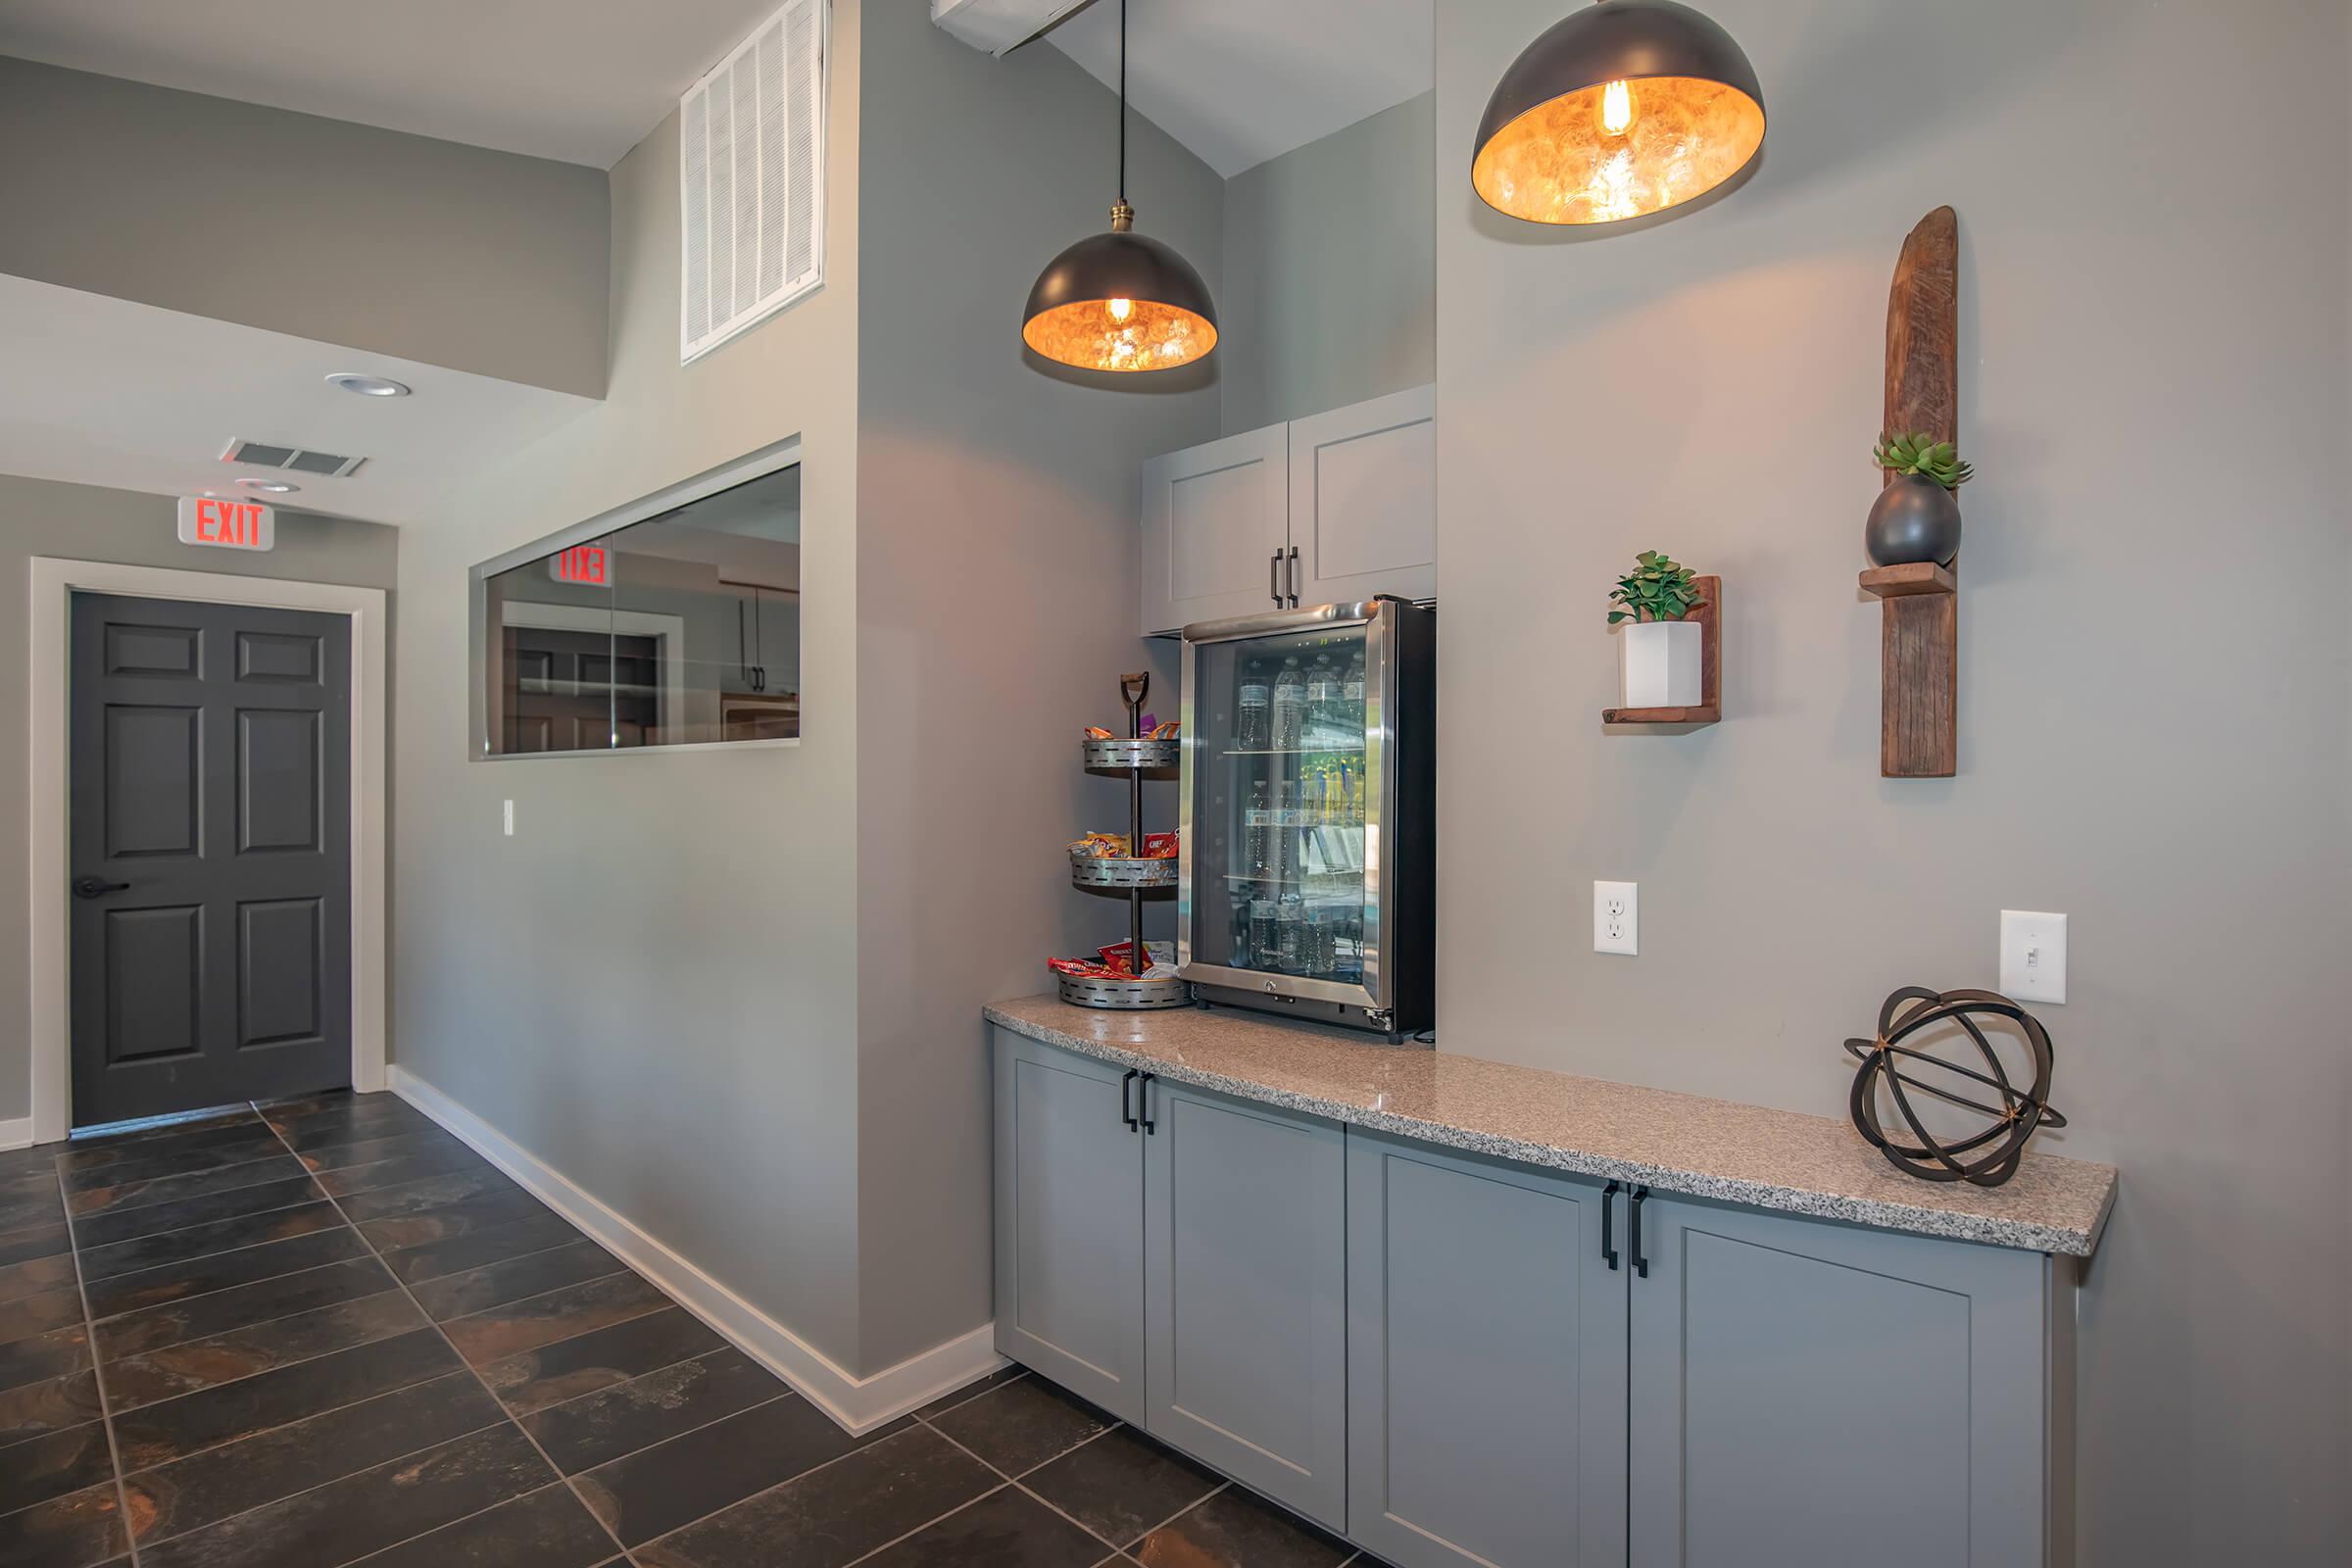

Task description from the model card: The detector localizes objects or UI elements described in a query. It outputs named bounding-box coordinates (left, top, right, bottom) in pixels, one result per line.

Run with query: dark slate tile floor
left=0, top=1093, right=1391, bottom=1568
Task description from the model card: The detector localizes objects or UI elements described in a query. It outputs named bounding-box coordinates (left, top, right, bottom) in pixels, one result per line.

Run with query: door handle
left=1120, top=1069, right=1140, bottom=1133
left=1600, top=1180, right=1621, bottom=1271
left=1629, top=1185, right=1650, bottom=1279
left=1270, top=550, right=1284, bottom=607
left=1287, top=546, right=1300, bottom=607
left=1139, top=1073, right=1157, bottom=1135
left=73, top=876, right=129, bottom=900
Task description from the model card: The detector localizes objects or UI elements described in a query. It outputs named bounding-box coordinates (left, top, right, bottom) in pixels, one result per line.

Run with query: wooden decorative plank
left=1885, top=206, right=1957, bottom=458
left=1882, top=594, right=1957, bottom=777
left=1604, top=576, right=1721, bottom=728
left=1876, top=209, right=1960, bottom=777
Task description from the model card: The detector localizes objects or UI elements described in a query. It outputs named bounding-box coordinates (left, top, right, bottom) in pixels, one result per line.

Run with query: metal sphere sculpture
left=1843, top=987, right=2066, bottom=1188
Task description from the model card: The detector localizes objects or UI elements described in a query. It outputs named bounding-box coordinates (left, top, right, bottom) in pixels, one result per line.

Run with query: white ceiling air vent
left=220, top=438, right=367, bottom=478
left=932, top=0, right=1094, bottom=56
left=680, top=0, right=827, bottom=365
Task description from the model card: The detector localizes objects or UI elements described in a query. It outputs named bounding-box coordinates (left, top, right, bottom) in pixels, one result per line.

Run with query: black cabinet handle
left=73, top=876, right=129, bottom=900
left=1139, top=1073, right=1157, bottom=1135
left=1600, top=1180, right=1621, bottom=1271
left=1119, top=1069, right=1139, bottom=1133
left=1287, top=546, right=1300, bottom=607
left=1629, top=1185, right=1650, bottom=1279
left=1271, top=551, right=1283, bottom=607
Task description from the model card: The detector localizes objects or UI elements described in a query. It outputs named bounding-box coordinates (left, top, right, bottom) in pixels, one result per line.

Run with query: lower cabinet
left=1627, top=1196, right=2057, bottom=1568
left=991, top=1033, right=2068, bottom=1567
left=1346, top=1133, right=1627, bottom=1568
left=991, top=1034, right=1146, bottom=1422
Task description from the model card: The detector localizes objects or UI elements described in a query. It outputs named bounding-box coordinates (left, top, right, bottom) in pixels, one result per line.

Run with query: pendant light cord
left=1117, top=0, right=1127, bottom=204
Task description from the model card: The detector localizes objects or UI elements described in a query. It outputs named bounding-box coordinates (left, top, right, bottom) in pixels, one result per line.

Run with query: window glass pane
left=476, top=463, right=800, bottom=755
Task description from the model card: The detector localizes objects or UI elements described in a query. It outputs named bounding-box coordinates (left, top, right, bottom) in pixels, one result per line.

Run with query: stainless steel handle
left=1270, top=551, right=1283, bottom=607
left=1287, top=546, right=1300, bottom=607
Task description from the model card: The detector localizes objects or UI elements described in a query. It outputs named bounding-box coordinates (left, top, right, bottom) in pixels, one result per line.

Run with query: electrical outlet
left=1594, top=881, right=1639, bottom=956
left=502, top=800, right=514, bottom=837
left=1999, top=910, right=2067, bottom=1004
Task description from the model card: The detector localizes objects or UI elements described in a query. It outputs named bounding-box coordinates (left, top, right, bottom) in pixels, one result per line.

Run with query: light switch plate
left=1594, top=881, right=1638, bottom=956
left=502, top=800, right=514, bottom=837
left=1999, top=910, right=2067, bottom=1004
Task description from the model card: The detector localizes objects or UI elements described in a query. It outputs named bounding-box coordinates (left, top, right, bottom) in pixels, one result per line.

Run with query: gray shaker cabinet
left=1144, top=1078, right=1349, bottom=1531
left=1627, top=1194, right=2064, bottom=1568
left=991, top=1033, right=1147, bottom=1423
left=1346, top=1132, right=1628, bottom=1568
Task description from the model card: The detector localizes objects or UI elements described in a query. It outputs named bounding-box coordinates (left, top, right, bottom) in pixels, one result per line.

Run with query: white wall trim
left=0, top=1116, right=32, bottom=1152
left=389, top=1065, right=1004, bottom=1435
left=26, top=559, right=389, bottom=1145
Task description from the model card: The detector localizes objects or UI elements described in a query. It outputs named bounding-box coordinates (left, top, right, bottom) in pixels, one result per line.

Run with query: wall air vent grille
left=220, top=439, right=368, bottom=478
left=680, top=0, right=827, bottom=365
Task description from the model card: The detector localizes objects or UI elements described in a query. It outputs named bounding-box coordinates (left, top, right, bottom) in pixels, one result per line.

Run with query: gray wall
left=1220, top=92, right=1436, bottom=434
left=0, top=474, right=399, bottom=1123
left=0, top=56, right=610, bottom=399
left=1433, top=1, right=2350, bottom=1559
left=851, top=0, right=1221, bottom=1374
left=388, top=5, right=867, bottom=1366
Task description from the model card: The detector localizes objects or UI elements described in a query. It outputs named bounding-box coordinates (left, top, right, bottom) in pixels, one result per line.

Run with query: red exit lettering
left=175, top=496, right=275, bottom=552
left=551, top=545, right=611, bottom=587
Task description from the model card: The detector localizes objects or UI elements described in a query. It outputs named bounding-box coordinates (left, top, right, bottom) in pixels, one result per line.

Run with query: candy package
left=1068, top=833, right=1129, bottom=858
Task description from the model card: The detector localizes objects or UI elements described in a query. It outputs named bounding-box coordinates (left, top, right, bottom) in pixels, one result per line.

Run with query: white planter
left=1619, top=619, right=1702, bottom=708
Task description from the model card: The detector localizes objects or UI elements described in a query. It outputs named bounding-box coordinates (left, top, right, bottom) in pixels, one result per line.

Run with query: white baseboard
left=0, top=1116, right=33, bottom=1152
left=388, top=1066, right=1004, bottom=1435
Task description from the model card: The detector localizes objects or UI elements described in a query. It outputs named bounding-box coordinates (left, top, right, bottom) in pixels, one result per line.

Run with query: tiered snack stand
left=1060, top=673, right=1189, bottom=1010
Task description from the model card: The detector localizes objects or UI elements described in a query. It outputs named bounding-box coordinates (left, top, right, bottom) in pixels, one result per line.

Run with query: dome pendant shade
left=1022, top=203, right=1219, bottom=372
left=1473, top=0, right=1765, bottom=226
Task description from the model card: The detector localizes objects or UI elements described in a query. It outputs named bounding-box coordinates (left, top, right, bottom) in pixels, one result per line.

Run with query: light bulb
left=1600, top=78, right=1636, bottom=136
left=1107, top=297, right=1133, bottom=321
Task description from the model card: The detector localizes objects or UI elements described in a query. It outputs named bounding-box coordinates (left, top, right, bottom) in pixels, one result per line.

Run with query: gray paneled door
left=70, top=592, right=353, bottom=1126
left=1627, top=1196, right=2050, bottom=1568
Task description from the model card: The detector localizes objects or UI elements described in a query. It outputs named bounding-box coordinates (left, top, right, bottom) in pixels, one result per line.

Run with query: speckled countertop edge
left=984, top=996, right=2116, bottom=1257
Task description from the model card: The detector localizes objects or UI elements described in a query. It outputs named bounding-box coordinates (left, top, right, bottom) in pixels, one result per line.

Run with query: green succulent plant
left=1874, top=431, right=1975, bottom=490
left=1607, top=551, right=1705, bottom=625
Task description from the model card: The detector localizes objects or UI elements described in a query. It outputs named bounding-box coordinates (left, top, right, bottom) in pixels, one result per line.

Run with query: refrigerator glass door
left=1181, top=610, right=1387, bottom=1007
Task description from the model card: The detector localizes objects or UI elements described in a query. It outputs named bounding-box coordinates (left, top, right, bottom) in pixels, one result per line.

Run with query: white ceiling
left=1047, top=0, right=1432, bottom=178
left=0, top=275, right=599, bottom=527
left=0, top=0, right=783, bottom=168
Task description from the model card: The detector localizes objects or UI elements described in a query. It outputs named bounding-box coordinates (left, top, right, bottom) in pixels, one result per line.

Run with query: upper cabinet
left=1141, top=386, right=1435, bottom=636
left=1289, top=384, right=1436, bottom=611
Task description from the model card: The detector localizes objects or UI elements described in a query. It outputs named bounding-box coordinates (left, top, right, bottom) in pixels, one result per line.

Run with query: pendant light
left=1472, top=0, right=1765, bottom=226
left=1021, top=0, right=1218, bottom=372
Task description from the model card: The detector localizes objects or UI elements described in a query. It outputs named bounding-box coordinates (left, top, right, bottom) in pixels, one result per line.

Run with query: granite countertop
left=984, top=995, right=2117, bottom=1257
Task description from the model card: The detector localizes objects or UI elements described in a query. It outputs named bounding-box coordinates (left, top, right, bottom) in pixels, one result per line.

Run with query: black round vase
left=1865, top=474, right=1963, bottom=566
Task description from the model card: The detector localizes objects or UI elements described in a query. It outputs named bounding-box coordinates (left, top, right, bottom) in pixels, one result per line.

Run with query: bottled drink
left=1276, top=893, right=1306, bottom=971
left=1236, top=659, right=1272, bottom=751
left=1250, top=898, right=1280, bottom=969
left=1304, top=903, right=1337, bottom=977
left=1271, top=657, right=1306, bottom=752
left=1245, top=779, right=1274, bottom=879
left=1305, top=654, right=1340, bottom=749
left=1342, top=654, right=1365, bottom=746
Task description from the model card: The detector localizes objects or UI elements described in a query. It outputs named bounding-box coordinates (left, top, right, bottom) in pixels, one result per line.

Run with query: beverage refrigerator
left=1177, top=597, right=1435, bottom=1039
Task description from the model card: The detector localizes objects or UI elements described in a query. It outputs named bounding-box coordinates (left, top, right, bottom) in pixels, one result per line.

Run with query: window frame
left=467, top=435, right=805, bottom=761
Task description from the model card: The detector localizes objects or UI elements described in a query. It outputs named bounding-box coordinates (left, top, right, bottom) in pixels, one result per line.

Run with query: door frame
left=26, top=559, right=388, bottom=1143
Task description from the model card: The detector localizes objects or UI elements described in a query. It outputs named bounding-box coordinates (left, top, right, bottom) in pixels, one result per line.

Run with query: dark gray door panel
left=70, top=593, right=353, bottom=1125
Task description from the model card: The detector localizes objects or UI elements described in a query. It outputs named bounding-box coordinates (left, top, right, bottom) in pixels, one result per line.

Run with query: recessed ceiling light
left=325, top=372, right=411, bottom=398
left=236, top=478, right=301, bottom=494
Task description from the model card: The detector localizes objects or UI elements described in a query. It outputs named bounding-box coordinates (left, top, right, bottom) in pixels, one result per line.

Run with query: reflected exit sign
left=176, top=496, right=274, bottom=551
left=550, top=544, right=612, bottom=587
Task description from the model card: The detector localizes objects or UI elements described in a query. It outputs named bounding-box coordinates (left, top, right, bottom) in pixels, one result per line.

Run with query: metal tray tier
left=1082, top=737, right=1180, bottom=772
left=1057, top=971, right=1192, bottom=1010
left=1070, top=853, right=1178, bottom=890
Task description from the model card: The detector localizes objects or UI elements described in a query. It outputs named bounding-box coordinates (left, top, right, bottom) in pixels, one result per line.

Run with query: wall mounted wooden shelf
left=1604, top=574, right=1720, bottom=729
left=1866, top=208, right=1960, bottom=779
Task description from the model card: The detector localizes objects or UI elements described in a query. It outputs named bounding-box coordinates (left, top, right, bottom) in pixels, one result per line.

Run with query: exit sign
left=176, top=496, right=274, bottom=551
left=550, top=544, right=613, bottom=587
